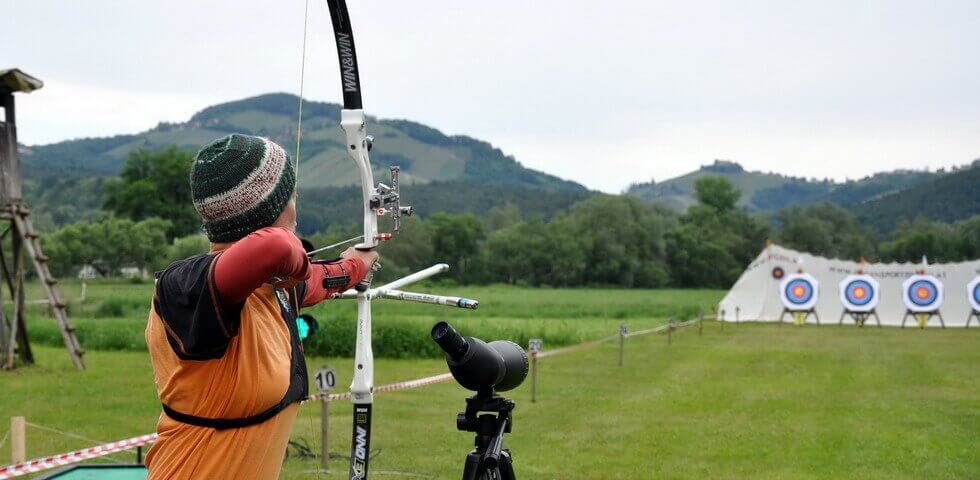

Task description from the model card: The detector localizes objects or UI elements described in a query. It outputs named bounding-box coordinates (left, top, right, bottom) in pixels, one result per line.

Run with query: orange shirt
left=145, top=240, right=365, bottom=480
left=145, top=281, right=300, bottom=480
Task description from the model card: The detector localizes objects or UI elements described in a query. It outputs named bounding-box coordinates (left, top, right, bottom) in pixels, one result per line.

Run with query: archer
left=143, top=133, right=378, bottom=479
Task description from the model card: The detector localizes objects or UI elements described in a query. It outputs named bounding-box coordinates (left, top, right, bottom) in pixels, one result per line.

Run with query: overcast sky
left=3, top=0, right=978, bottom=193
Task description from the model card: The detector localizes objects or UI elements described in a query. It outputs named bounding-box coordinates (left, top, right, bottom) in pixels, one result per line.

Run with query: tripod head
left=457, top=393, right=515, bottom=472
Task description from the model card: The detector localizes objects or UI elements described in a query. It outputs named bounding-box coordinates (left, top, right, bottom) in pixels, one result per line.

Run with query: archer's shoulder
left=241, top=227, right=302, bottom=250
left=155, top=254, right=217, bottom=295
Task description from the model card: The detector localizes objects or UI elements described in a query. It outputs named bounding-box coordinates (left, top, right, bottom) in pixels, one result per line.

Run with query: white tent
left=718, top=244, right=980, bottom=327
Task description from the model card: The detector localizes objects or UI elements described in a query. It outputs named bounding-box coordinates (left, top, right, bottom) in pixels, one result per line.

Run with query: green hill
left=858, top=161, right=980, bottom=232
left=20, top=93, right=592, bottom=231
left=626, top=160, right=942, bottom=213
left=23, top=93, right=584, bottom=191
left=626, top=160, right=798, bottom=211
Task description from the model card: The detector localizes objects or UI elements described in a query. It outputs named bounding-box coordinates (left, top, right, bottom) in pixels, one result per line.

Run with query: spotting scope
left=431, top=321, right=528, bottom=394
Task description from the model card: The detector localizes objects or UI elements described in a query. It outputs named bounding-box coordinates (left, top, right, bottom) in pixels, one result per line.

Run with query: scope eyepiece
left=432, top=322, right=528, bottom=394
left=432, top=321, right=469, bottom=360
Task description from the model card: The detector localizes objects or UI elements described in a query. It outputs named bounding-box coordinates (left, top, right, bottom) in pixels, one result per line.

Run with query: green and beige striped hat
left=190, top=134, right=296, bottom=243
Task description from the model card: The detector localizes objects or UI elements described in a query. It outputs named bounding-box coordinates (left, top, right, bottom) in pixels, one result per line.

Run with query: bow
left=319, top=2, right=479, bottom=479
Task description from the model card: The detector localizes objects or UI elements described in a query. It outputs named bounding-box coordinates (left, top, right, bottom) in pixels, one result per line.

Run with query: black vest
left=154, top=254, right=309, bottom=430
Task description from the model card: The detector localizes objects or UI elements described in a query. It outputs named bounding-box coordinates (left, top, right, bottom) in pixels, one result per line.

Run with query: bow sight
left=370, top=164, right=413, bottom=234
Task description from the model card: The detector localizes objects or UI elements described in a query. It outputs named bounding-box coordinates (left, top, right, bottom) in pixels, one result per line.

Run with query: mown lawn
left=2, top=319, right=978, bottom=479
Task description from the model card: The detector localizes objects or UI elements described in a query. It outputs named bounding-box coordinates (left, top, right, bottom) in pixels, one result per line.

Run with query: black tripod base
left=463, top=449, right=515, bottom=480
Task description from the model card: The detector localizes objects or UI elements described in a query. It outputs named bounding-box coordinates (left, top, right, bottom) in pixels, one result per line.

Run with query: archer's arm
left=301, top=257, right=367, bottom=307
left=154, top=227, right=308, bottom=359
left=212, top=227, right=310, bottom=305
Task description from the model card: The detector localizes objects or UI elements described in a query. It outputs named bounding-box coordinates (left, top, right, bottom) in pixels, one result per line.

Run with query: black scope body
left=431, top=321, right=528, bottom=393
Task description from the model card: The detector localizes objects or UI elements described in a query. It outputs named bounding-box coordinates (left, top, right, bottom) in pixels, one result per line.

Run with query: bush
left=94, top=298, right=148, bottom=318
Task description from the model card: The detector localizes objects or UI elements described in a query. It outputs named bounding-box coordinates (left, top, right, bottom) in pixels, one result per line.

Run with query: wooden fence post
left=11, top=416, right=25, bottom=463
left=312, top=365, right=337, bottom=471
left=530, top=351, right=538, bottom=403
left=618, top=324, right=627, bottom=367
left=528, top=339, right=542, bottom=403
left=668, top=317, right=673, bottom=345
left=320, top=399, right=330, bottom=471
left=720, top=309, right=725, bottom=331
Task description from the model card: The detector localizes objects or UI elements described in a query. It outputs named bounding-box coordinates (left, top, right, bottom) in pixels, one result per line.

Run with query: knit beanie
left=190, top=134, right=296, bottom=243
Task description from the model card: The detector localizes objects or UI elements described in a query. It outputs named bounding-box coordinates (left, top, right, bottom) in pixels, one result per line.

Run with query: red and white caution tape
left=0, top=433, right=157, bottom=479
left=306, top=372, right=454, bottom=403
left=375, top=372, right=453, bottom=394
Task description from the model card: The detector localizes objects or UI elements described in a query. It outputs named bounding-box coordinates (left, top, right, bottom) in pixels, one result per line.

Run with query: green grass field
left=3, top=295, right=978, bottom=479
left=22, top=280, right=719, bottom=357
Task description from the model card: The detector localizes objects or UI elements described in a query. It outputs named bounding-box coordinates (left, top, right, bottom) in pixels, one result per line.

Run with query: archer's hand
left=341, top=247, right=379, bottom=270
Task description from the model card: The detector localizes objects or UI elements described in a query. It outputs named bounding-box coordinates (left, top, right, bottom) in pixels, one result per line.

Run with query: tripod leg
left=462, top=450, right=482, bottom=480
left=497, top=450, right=516, bottom=480
left=938, top=311, right=945, bottom=328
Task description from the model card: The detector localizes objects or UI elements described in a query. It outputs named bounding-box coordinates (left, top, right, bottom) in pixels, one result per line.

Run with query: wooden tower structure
left=0, top=69, right=84, bottom=370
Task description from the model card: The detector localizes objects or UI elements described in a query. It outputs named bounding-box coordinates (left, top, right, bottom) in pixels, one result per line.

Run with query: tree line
left=40, top=148, right=980, bottom=288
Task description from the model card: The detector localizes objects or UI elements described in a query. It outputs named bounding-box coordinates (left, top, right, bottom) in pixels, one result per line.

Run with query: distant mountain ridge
left=18, top=94, right=977, bottom=235
left=626, top=160, right=944, bottom=212
left=23, top=93, right=585, bottom=193
left=858, top=161, right=980, bottom=232
left=20, top=94, right=593, bottom=232
left=626, top=159, right=979, bottom=232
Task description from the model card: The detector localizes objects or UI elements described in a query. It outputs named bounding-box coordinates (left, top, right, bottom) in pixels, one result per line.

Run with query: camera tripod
left=457, top=392, right=517, bottom=480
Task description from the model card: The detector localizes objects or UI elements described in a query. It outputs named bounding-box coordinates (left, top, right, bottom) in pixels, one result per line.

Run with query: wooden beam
left=11, top=416, right=25, bottom=463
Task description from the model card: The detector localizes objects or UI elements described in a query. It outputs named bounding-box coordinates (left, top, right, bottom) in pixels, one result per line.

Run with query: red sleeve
left=212, top=227, right=310, bottom=306
left=301, top=258, right=368, bottom=307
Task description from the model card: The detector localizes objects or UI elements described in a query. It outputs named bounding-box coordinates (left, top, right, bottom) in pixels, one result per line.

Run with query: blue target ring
left=844, top=280, right=874, bottom=306
left=973, top=283, right=980, bottom=305
left=784, top=279, right=814, bottom=305
left=908, top=280, right=939, bottom=307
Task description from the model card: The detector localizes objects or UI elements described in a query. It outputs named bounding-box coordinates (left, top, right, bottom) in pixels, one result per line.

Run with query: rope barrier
left=1, top=318, right=702, bottom=478
left=536, top=333, right=619, bottom=358
left=625, top=319, right=698, bottom=338
left=25, top=422, right=112, bottom=448
left=24, top=423, right=127, bottom=465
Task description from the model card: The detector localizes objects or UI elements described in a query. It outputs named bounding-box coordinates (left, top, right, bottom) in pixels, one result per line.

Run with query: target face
left=902, top=274, right=943, bottom=313
left=780, top=273, right=819, bottom=311
left=968, top=276, right=980, bottom=312
left=772, top=267, right=785, bottom=279
left=839, top=274, right=879, bottom=312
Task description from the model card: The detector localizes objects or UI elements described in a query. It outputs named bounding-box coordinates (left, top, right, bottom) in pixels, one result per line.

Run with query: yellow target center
left=916, top=287, right=930, bottom=300
left=793, top=286, right=805, bottom=297
left=853, top=287, right=866, bottom=298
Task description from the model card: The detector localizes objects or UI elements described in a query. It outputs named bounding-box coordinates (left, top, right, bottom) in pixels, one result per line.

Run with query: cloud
left=3, top=0, right=978, bottom=192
